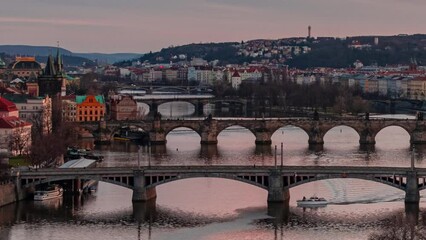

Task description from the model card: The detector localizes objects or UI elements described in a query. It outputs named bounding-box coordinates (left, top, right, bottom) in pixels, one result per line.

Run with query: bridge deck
left=14, top=166, right=424, bottom=177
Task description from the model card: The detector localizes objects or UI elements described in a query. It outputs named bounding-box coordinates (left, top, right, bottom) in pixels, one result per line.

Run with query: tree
left=26, top=121, right=78, bottom=168
left=8, top=126, right=31, bottom=156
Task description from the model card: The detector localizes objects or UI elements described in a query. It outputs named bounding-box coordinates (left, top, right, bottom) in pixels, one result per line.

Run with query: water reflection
left=133, top=200, right=157, bottom=223
left=9, top=114, right=426, bottom=239
left=368, top=204, right=423, bottom=240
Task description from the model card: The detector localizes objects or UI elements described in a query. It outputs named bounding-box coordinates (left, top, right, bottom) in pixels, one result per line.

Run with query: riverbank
left=0, top=180, right=31, bottom=207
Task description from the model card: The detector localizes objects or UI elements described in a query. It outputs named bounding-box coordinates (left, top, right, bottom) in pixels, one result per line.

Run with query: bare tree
left=25, top=121, right=78, bottom=168
left=8, top=126, right=31, bottom=156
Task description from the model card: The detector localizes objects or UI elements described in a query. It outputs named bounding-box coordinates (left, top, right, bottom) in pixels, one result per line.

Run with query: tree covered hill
left=120, top=42, right=252, bottom=66
left=118, top=34, right=426, bottom=68
left=289, top=34, right=426, bottom=68
left=0, top=45, right=141, bottom=65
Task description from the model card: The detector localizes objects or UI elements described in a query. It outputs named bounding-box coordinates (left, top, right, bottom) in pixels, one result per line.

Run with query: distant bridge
left=119, top=85, right=213, bottom=95
left=12, top=165, right=425, bottom=203
left=80, top=118, right=426, bottom=149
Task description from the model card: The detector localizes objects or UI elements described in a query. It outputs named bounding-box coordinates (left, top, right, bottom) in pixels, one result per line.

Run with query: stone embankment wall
left=0, top=180, right=31, bottom=207
left=0, top=181, right=17, bottom=207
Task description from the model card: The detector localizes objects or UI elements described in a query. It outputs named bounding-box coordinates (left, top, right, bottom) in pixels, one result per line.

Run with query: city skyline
left=0, top=0, right=425, bottom=53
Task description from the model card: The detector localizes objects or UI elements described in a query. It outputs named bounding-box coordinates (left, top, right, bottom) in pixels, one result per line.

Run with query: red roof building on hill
left=0, top=116, right=32, bottom=129
left=0, top=97, right=19, bottom=117
left=0, top=116, right=32, bottom=156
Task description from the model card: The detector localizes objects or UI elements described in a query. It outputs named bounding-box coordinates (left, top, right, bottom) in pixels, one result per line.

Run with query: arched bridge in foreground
left=81, top=118, right=426, bottom=150
left=12, top=166, right=426, bottom=204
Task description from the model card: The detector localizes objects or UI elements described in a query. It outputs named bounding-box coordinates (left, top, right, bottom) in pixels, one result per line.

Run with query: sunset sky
left=1, top=0, right=425, bottom=53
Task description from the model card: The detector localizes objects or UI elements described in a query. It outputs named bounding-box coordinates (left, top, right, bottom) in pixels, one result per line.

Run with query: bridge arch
left=322, top=125, right=361, bottom=142
left=271, top=125, right=309, bottom=147
left=285, top=175, right=406, bottom=191
left=216, top=123, right=256, bottom=142
left=323, top=125, right=361, bottom=146
left=109, top=124, right=149, bottom=140
left=374, top=125, right=411, bottom=145
left=271, top=125, right=310, bottom=139
left=145, top=174, right=269, bottom=190
left=158, top=101, right=196, bottom=117
left=216, top=123, right=257, bottom=139
left=22, top=175, right=134, bottom=190
left=164, top=126, right=202, bottom=138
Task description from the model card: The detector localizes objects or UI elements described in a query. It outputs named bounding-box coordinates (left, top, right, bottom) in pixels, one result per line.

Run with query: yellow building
left=76, top=95, right=105, bottom=122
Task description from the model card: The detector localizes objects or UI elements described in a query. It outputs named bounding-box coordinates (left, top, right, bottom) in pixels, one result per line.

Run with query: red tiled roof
left=232, top=71, right=241, bottom=78
left=62, top=94, right=76, bottom=101
left=0, top=97, right=18, bottom=112
left=0, top=116, right=32, bottom=129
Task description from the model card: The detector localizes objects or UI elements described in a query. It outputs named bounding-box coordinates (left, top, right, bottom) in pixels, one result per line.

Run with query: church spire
left=55, top=41, right=63, bottom=74
left=44, top=55, right=56, bottom=76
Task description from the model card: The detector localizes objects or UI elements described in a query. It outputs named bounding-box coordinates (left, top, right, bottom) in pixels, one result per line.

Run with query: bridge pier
left=405, top=172, right=420, bottom=203
left=410, top=129, right=426, bottom=145
left=200, top=119, right=218, bottom=144
left=73, top=178, right=82, bottom=194
left=268, top=170, right=290, bottom=202
left=149, top=118, right=167, bottom=144
left=255, top=130, right=272, bottom=145
left=149, top=131, right=167, bottom=145
left=359, top=133, right=376, bottom=146
left=308, top=143, right=323, bottom=151
left=308, top=124, right=324, bottom=151
left=132, top=170, right=157, bottom=202
left=195, top=100, right=204, bottom=117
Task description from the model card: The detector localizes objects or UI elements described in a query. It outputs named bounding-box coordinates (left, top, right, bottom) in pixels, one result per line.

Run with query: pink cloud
left=0, top=17, right=116, bottom=27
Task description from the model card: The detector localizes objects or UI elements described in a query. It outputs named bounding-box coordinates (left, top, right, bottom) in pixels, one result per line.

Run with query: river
left=1, top=110, right=425, bottom=240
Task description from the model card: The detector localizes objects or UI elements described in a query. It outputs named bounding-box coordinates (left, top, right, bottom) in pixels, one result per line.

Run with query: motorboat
left=297, top=196, right=328, bottom=207
left=34, top=185, right=63, bottom=201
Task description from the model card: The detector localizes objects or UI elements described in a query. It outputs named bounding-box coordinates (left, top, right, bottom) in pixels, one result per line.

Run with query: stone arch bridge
left=12, top=166, right=426, bottom=204
left=80, top=118, right=426, bottom=149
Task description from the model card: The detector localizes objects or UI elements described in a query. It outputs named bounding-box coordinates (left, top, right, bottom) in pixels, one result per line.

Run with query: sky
left=1, top=0, right=425, bottom=53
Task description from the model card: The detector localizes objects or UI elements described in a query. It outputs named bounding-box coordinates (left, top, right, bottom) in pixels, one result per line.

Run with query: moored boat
left=297, top=196, right=328, bottom=207
left=34, top=184, right=63, bottom=201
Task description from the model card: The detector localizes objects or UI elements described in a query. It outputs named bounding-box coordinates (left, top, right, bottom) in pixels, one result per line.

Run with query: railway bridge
left=11, top=165, right=426, bottom=204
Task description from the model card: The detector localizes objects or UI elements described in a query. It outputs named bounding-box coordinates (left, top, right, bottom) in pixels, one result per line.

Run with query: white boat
left=34, top=185, right=63, bottom=201
left=297, top=196, right=328, bottom=207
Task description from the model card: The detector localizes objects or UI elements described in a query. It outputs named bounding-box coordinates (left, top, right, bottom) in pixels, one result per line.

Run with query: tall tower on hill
left=308, top=26, right=311, bottom=39
left=38, top=46, right=66, bottom=97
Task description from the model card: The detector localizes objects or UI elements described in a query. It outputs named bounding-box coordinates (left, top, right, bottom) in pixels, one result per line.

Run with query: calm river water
left=2, top=112, right=426, bottom=240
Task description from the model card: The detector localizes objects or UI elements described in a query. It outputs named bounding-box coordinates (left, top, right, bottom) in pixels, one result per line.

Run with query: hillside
left=117, top=34, right=426, bottom=68
left=0, top=45, right=141, bottom=64
left=75, top=53, right=143, bottom=64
